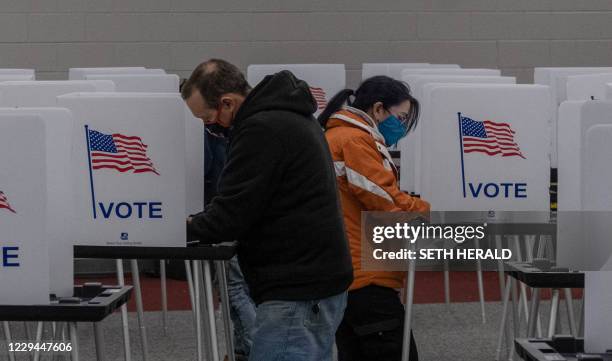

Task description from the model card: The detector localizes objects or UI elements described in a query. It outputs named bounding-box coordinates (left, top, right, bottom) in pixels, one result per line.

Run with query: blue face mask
left=377, top=115, right=408, bottom=146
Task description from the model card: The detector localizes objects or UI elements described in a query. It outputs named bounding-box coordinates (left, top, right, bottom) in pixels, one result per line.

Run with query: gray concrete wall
left=4, top=0, right=612, bottom=86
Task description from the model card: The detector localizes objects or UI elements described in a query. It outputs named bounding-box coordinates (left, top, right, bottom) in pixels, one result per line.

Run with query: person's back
left=225, top=70, right=353, bottom=303
left=183, top=59, right=352, bottom=361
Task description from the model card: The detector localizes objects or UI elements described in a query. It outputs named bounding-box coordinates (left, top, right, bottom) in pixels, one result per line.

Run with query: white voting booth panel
left=247, top=64, right=345, bottom=116
left=402, top=74, right=516, bottom=100
left=121, top=92, right=204, bottom=215
left=85, top=74, right=180, bottom=93
left=0, top=80, right=115, bottom=107
left=584, top=271, right=612, bottom=353
left=0, top=114, right=50, bottom=305
left=57, top=93, right=186, bottom=247
left=605, top=83, right=612, bottom=100
left=69, top=67, right=165, bottom=80
left=407, top=76, right=516, bottom=100
left=398, top=75, right=516, bottom=194
left=0, top=69, right=35, bottom=76
left=581, top=126, right=612, bottom=354
left=401, top=68, right=501, bottom=79
left=535, top=67, right=612, bottom=104
left=419, top=84, right=551, bottom=214
left=557, top=101, right=612, bottom=272
left=557, top=101, right=612, bottom=211
left=0, top=74, right=35, bottom=81
left=427, top=64, right=462, bottom=68
left=0, top=108, right=74, bottom=298
left=566, top=73, right=612, bottom=101
left=362, top=63, right=429, bottom=79
left=184, top=108, right=204, bottom=215
left=361, top=63, right=461, bottom=80
left=535, top=67, right=612, bottom=168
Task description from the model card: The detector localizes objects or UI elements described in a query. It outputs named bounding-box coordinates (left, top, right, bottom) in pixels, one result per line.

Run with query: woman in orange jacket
left=318, top=76, right=430, bottom=361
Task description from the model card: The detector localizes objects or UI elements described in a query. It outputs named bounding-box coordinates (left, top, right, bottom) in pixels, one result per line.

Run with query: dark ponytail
left=318, top=89, right=354, bottom=127
left=318, top=75, right=420, bottom=133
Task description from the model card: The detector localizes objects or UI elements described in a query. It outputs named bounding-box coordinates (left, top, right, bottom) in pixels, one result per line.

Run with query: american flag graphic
left=88, top=128, right=159, bottom=175
left=309, top=86, right=328, bottom=110
left=0, top=191, right=16, bottom=213
left=460, top=115, right=526, bottom=159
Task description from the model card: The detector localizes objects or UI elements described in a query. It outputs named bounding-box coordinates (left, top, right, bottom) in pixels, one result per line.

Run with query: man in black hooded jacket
left=182, top=59, right=353, bottom=361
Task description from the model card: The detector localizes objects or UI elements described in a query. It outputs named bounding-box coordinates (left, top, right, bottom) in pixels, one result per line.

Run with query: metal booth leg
left=3, top=321, right=16, bottom=361
left=578, top=295, right=585, bottom=337
left=474, top=236, right=486, bottom=324
left=32, top=322, right=43, bottom=361
left=202, top=261, right=220, bottom=361
left=508, top=278, right=519, bottom=361
left=548, top=289, right=560, bottom=338
left=93, top=322, right=106, bottom=361
left=160, top=260, right=169, bottom=336
left=512, top=235, right=528, bottom=324
left=563, top=288, right=577, bottom=336
left=192, top=260, right=203, bottom=361
left=129, top=259, right=149, bottom=361
left=24, top=321, right=33, bottom=361
left=216, top=261, right=236, bottom=361
left=401, top=241, right=417, bottom=361
left=198, top=263, right=212, bottom=361
left=443, top=238, right=451, bottom=306
left=68, top=322, right=79, bottom=361
left=185, top=259, right=199, bottom=338
left=527, top=288, right=541, bottom=338
left=50, top=322, right=65, bottom=361
left=495, top=279, right=512, bottom=361
left=185, top=260, right=196, bottom=313
left=496, top=235, right=506, bottom=301
left=115, top=259, right=132, bottom=361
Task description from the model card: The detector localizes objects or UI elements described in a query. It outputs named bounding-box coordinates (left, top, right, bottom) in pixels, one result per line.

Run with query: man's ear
left=221, top=96, right=234, bottom=110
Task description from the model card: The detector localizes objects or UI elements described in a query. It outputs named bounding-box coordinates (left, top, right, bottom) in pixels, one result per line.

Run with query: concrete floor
left=1, top=300, right=580, bottom=361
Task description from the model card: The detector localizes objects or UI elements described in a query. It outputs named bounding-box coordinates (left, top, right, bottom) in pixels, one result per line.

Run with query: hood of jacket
left=233, top=70, right=317, bottom=125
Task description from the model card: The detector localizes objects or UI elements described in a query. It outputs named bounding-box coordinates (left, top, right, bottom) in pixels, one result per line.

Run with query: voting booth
left=535, top=67, right=612, bottom=105
left=85, top=74, right=180, bottom=93
left=247, top=64, right=345, bottom=116
left=566, top=73, right=612, bottom=101
left=557, top=101, right=612, bottom=271
left=534, top=67, right=612, bottom=168
left=69, top=67, right=165, bottom=80
left=580, top=125, right=612, bottom=354
left=399, top=75, right=516, bottom=193
left=0, top=115, right=49, bottom=305
left=419, top=84, right=551, bottom=214
left=0, top=110, right=76, bottom=304
left=0, top=80, right=115, bottom=107
left=56, top=93, right=187, bottom=247
left=0, top=108, right=75, bottom=298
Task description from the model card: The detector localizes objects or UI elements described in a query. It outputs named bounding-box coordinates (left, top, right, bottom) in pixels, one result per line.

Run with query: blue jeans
left=248, top=292, right=347, bottom=361
left=227, top=256, right=257, bottom=357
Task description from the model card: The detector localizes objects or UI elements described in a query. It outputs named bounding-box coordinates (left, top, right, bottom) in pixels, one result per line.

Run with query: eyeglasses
left=391, top=109, right=419, bottom=134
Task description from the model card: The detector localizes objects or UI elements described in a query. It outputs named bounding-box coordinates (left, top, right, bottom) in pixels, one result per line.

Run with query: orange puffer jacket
left=325, top=106, right=430, bottom=291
